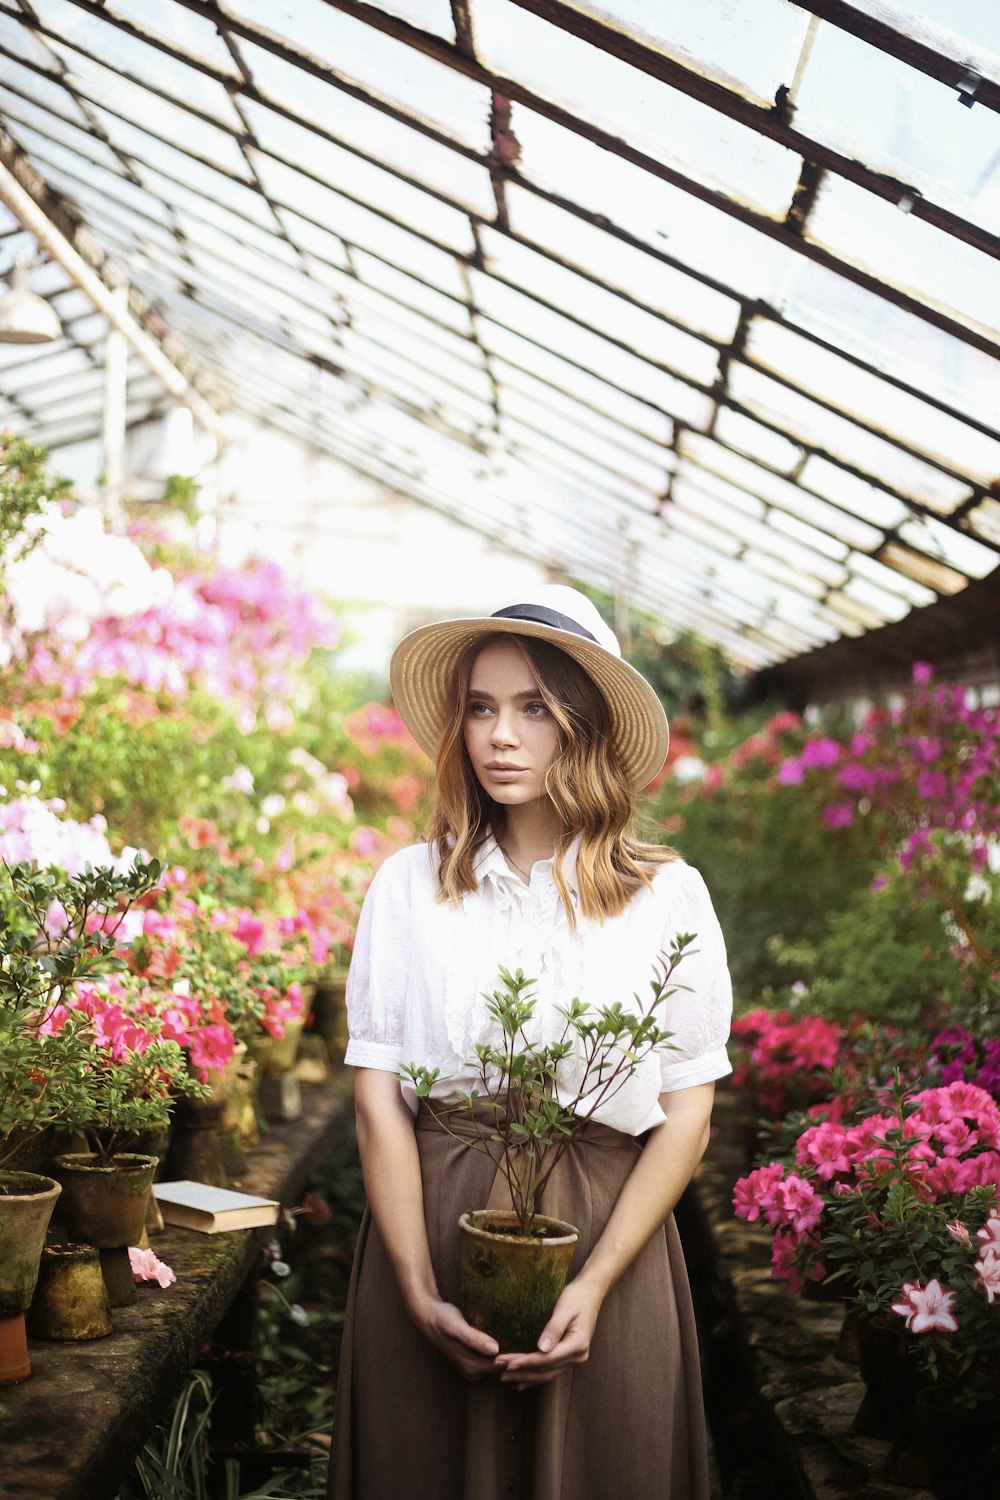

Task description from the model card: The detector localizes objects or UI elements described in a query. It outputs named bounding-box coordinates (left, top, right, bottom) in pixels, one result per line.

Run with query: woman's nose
left=491, top=708, right=519, bottom=746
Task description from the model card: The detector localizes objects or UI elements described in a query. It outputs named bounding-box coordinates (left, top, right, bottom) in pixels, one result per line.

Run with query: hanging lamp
left=0, top=256, right=60, bottom=344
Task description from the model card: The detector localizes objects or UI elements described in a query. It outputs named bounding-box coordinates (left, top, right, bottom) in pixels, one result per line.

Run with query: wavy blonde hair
left=427, top=634, right=675, bottom=925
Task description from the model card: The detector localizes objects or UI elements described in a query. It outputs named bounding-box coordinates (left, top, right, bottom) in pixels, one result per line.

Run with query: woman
left=328, top=585, right=732, bottom=1500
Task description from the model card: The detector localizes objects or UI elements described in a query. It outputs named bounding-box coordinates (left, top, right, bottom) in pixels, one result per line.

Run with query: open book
left=153, top=1180, right=281, bottom=1234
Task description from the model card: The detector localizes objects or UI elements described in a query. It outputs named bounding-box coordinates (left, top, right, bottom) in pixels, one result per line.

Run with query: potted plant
left=401, top=937, right=692, bottom=1352
left=733, top=1078, right=1000, bottom=1496
left=0, top=855, right=166, bottom=1169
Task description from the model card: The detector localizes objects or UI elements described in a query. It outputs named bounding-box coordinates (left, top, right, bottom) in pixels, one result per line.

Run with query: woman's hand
left=493, top=1275, right=603, bottom=1388
left=410, top=1294, right=502, bottom=1380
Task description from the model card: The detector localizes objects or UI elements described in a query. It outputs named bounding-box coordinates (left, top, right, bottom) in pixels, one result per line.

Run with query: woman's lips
left=484, top=764, right=526, bottom=780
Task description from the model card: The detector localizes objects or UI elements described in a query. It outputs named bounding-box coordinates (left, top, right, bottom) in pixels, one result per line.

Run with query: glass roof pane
left=481, top=321, right=671, bottom=443
left=2, top=118, right=123, bottom=179
left=897, top=514, right=997, bottom=579
left=777, top=261, right=1000, bottom=432
left=38, top=28, right=245, bottom=137
left=472, top=272, right=713, bottom=428
left=967, top=498, right=1000, bottom=547
left=556, top=0, right=811, bottom=100
left=798, top=456, right=911, bottom=529
left=767, top=506, right=850, bottom=563
left=0, top=11, right=60, bottom=70
left=252, top=153, right=473, bottom=277
left=243, top=102, right=489, bottom=242
left=500, top=385, right=668, bottom=495
left=794, top=21, right=1000, bottom=233
left=474, top=0, right=802, bottom=215
left=514, top=105, right=799, bottom=303
left=506, top=185, right=741, bottom=344
left=879, top=541, right=967, bottom=595
left=902, top=0, right=1000, bottom=49
left=351, top=251, right=470, bottom=331
left=104, top=0, right=243, bottom=74
left=279, top=210, right=350, bottom=271
left=479, top=227, right=719, bottom=385
left=713, top=407, right=803, bottom=473
left=348, top=308, right=491, bottom=399
left=133, top=157, right=278, bottom=234
left=672, top=477, right=846, bottom=586
left=226, top=6, right=489, bottom=149
left=807, top=177, right=1000, bottom=341
left=32, top=158, right=176, bottom=228
left=241, top=95, right=494, bottom=219
left=678, top=431, right=884, bottom=549
left=842, top=573, right=910, bottom=623
left=494, top=358, right=674, bottom=470
left=0, top=51, right=91, bottom=123
left=746, top=318, right=1000, bottom=488
left=371, top=0, right=455, bottom=38
left=849, top=549, right=936, bottom=608
left=729, top=364, right=975, bottom=511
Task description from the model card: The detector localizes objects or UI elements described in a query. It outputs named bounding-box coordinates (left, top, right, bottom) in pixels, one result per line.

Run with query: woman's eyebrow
left=468, top=688, right=542, bottom=702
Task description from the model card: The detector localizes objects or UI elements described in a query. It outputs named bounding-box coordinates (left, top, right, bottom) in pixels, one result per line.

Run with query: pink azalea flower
left=946, top=1220, right=971, bottom=1249
left=975, top=1247, right=1000, bottom=1304
left=891, top=1279, right=959, bottom=1334
left=777, top=1174, right=824, bottom=1234
left=732, top=1163, right=785, bottom=1225
left=128, top=1246, right=176, bottom=1288
left=977, top=1212, right=1000, bottom=1250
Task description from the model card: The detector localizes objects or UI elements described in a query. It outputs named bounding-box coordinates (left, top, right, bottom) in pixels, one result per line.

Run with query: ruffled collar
left=473, top=833, right=582, bottom=896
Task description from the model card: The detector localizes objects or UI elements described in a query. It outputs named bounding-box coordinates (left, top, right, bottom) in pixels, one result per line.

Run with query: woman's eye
left=467, top=701, right=492, bottom=716
left=524, top=701, right=548, bottom=716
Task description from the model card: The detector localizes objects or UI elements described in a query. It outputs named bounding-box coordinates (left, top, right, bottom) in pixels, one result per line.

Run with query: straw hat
left=389, top=585, right=669, bottom=789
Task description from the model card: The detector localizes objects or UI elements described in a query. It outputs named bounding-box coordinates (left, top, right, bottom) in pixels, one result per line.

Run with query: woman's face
left=463, top=639, right=562, bottom=810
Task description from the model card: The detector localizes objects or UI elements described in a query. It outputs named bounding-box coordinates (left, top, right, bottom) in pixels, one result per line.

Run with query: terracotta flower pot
left=459, top=1209, right=579, bottom=1354
left=0, top=1170, right=63, bottom=1385
left=310, top=970, right=349, bottom=1064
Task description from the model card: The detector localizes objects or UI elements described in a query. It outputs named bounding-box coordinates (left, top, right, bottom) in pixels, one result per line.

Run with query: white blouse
left=345, top=837, right=733, bottom=1136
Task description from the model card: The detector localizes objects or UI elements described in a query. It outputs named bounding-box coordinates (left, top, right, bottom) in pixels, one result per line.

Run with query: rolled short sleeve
left=655, top=863, right=733, bottom=1093
left=344, top=854, right=412, bottom=1072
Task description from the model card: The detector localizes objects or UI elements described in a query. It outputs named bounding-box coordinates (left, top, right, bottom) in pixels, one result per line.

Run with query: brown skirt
left=327, top=1105, right=710, bottom=1500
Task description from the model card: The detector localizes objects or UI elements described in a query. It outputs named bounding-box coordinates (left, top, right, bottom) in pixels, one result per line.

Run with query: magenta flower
left=891, top=1279, right=959, bottom=1334
left=777, top=758, right=803, bottom=785
left=821, top=802, right=854, bottom=828
left=945, top=1220, right=972, bottom=1249
left=800, top=738, right=841, bottom=769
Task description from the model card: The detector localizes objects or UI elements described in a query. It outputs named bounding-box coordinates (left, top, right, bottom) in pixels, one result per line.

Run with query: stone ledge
left=0, top=1071, right=354, bottom=1500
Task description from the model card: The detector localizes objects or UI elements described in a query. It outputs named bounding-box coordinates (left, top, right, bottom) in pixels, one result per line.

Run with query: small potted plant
left=402, top=936, right=692, bottom=1352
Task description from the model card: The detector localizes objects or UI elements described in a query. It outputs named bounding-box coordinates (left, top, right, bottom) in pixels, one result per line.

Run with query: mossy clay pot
left=459, top=1209, right=579, bottom=1354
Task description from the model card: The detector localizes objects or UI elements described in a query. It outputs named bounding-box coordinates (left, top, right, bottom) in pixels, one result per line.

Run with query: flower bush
left=733, top=1081, right=1000, bottom=1404
left=0, top=435, right=431, bottom=1178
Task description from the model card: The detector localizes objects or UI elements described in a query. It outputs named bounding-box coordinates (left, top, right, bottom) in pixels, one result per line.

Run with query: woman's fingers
left=495, top=1280, right=601, bottom=1385
left=418, top=1298, right=500, bottom=1378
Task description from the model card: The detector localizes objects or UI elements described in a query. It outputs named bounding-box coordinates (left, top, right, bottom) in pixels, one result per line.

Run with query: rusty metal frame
left=0, top=0, right=996, bottom=676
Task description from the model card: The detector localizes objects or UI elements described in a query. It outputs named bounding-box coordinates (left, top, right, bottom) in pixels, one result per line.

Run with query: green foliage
left=662, top=761, right=878, bottom=1002
left=771, top=832, right=1000, bottom=1035
left=0, top=856, right=207, bottom=1166
left=115, top=1369, right=322, bottom=1500
left=402, top=944, right=690, bottom=1235
left=0, top=433, right=69, bottom=570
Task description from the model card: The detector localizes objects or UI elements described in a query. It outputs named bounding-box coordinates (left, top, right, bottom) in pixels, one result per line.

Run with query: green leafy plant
left=402, top=941, right=691, bottom=1236
left=0, top=856, right=164, bottom=1165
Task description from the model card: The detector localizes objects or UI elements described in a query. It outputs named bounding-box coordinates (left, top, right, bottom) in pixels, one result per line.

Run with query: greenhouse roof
left=0, top=0, right=998, bottom=675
